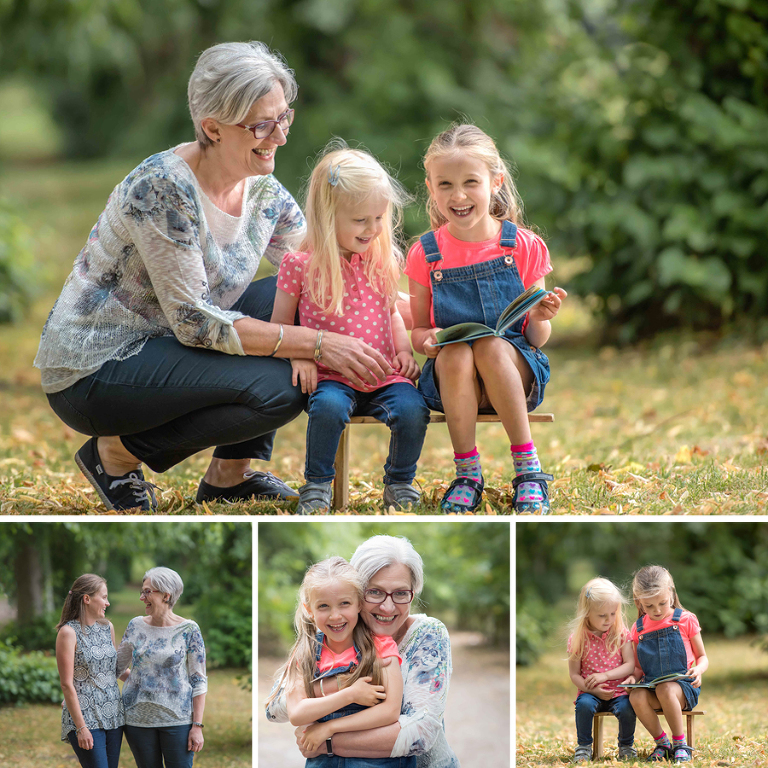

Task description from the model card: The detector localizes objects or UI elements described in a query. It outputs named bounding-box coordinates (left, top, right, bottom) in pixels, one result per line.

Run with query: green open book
left=433, top=284, right=551, bottom=347
left=622, top=672, right=694, bottom=690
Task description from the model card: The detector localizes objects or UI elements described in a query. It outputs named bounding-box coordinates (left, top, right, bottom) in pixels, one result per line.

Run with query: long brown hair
left=265, top=557, right=381, bottom=709
left=56, top=574, right=108, bottom=630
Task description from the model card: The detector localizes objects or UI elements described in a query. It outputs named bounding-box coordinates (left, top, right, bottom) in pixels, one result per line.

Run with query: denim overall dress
left=417, top=221, right=551, bottom=412
left=635, top=609, right=700, bottom=711
left=306, top=633, right=415, bottom=768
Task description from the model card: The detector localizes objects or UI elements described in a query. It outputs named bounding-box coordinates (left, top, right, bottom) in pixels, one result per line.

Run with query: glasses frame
left=139, top=589, right=162, bottom=598
left=236, top=108, right=295, bottom=140
left=363, top=588, right=415, bottom=605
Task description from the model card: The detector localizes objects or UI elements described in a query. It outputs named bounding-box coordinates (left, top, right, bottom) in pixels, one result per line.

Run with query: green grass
left=1, top=159, right=766, bottom=514
left=516, top=635, right=768, bottom=766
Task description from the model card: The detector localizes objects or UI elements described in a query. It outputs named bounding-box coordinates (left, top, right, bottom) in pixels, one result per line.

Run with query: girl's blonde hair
left=567, top=577, right=628, bottom=661
left=56, top=574, right=108, bottom=631
left=423, top=123, right=525, bottom=231
left=632, top=565, right=684, bottom=617
left=265, top=557, right=381, bottom=708
left=301, top=142, right=410, bottom=316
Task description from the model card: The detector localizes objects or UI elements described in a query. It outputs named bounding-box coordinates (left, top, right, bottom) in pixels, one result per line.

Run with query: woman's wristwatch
left=193, top=722, right=204, bottom=728
left=326, top=736, right=333, bottom=756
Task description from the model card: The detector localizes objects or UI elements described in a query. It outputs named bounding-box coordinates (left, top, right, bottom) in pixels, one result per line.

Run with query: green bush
left=0, top=640, right=60, bottom=705
left=516, top=596, right=557, bottom=667
left=195, top=578, right=251, bottom=668
left=0, top=199, right=36, bottom=324
left=0, top=612, right=58, bottom=652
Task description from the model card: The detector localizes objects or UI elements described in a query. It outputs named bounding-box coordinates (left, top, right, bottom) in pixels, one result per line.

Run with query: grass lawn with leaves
left=1, top=160, right=766, bottom=514
left=516, top=635, right=768, bottom=767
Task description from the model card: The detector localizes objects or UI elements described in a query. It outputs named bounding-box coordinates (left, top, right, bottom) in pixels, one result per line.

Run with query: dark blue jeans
left=305, top=380, right=429, bottom=484
left=124, top=724, right=193, bottom=768
left=47, top=277, right=306, bottom=472
left=67, top=727, right=123, bottom=768
left=575, top=693, right=636, bottom=747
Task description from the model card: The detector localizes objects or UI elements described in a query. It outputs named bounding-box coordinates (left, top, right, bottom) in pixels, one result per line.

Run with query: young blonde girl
left=622, top=566, right=708, bottom=763
left=271, top=144, right=429, bottom=513
left=406, top=124, right=567, bottom=514
left=567, top=578, right=637, bottom=762
left=266, top=557, right=414, bottom=767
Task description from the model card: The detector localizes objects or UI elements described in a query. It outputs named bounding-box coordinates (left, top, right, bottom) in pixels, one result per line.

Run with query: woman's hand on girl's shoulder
left=347, top=675, right=387, bottom=707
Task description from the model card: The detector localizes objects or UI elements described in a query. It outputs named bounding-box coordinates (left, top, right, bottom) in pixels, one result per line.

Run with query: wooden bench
left=332, top=412, right=555, bottom=510
left=592, top=709, right=705, bottom=759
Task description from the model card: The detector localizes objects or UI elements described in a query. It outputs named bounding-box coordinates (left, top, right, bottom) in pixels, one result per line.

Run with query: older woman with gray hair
left=268, top=535, right=459, bottom=767
left=117, top=567, right=206, bottom=768
left=34, top=40, right=393, bottom=511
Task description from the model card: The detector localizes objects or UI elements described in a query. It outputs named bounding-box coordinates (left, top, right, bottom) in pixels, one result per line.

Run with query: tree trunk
left=14, top=531, right=48, bottom=625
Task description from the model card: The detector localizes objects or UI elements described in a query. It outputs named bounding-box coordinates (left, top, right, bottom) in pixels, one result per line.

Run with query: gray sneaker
left=573, top=745, right=592, bottom=763
left=618, top=745, right=638, bottom=760
left=383, top=482, right=421, bottom=510
left=297, top=481, right=333, bottom=514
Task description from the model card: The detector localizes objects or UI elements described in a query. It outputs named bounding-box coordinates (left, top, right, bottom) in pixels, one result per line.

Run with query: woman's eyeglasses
left=236, top=109, right=294, bottom=139
left=139, top=589, right=161, bottom=597
left=364, top=588, right=414, bottom=605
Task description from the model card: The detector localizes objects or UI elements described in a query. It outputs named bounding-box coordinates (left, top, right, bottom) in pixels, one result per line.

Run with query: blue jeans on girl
left=124, top=724, right=193, bottom=768
left=67, top=727, right=123, bottom=768
left=634, top=608, right=700, bottom=711
left=574, top=693, right=635, bottom=747
left=305, top=380, right=429, bottom=484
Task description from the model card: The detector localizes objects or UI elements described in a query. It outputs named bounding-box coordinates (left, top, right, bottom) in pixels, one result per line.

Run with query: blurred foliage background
left=0, top=520, right=252, bottom=704
left=258, top=520, right=510, bottom=654
left=516, top=520, right=768, bottom=666
left=1, top=0, right=767, bottom=341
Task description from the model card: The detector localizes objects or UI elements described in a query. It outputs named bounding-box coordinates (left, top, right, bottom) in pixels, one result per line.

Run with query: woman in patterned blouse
left=56, top=573, right=125, bottom=768
left=117, top=567, right=207, bottom=768
left=34, top=40, right=394, bottom=511
left=268, top=535, right=460, bottom=768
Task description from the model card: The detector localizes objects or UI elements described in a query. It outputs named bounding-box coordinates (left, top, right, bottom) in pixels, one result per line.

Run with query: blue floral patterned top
left=117, top=617, right=207, bottom=727
left=34, top=145, right=305, bottom=393
left=60, top=620, right=124, bottom=740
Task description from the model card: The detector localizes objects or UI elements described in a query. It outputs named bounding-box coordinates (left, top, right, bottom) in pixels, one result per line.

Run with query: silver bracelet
left=269, top=324, right=284, bottom=357
left=319, top=677, right=326, bottom=697
left=313, top=330, right=324, bottom=363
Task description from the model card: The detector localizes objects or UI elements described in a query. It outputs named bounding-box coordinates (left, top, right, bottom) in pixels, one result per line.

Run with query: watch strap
left=326, top=736, right=333, bottom=756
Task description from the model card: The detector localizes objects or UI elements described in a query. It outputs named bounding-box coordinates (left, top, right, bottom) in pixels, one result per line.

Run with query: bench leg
left=687, top=713, right=695, bottom=749
left=333, top=426, right=351, bottom=511
left=592, top=715, right=604, bottom=759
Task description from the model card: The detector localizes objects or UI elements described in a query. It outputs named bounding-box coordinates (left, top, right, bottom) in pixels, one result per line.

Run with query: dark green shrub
left=0, top=612, right=58, bottom=652
left=516, top=596, right=557, bottom=667
left=195, top=579, right=251, bottom=668
left=0, top=199, right=36, bottom=324
left=0, top=640, right=60, bottom=705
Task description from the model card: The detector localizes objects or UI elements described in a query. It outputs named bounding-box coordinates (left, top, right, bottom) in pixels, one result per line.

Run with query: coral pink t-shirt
left=629, top=611, right=701, bottom=673
left=568, top=628, right=631, bottom=700
left=317, top=634, right=401, bottom=674
left=277, top=251, right=412, bottom=393
left=404, top=224, right=552, bottom=327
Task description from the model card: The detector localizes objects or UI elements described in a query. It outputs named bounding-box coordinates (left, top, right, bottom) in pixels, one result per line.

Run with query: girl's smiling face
left=306, top=581, right=361, bottom=653
left=638, top=590, right=674, bottom=621
left=586, top=601, right=618, bottom=634
left=426, top=153, right=503, bottom=242
left=85, top=584, right=110, bottom=621
left=335, top=194, right=388, bottom=258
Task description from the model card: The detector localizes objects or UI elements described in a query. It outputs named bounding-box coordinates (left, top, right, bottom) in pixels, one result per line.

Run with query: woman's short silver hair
left=188, top=41, right=298, bottom=147
left=350, top=535, right=424, bottom=595
left=144, top=567, right=184, bottom=608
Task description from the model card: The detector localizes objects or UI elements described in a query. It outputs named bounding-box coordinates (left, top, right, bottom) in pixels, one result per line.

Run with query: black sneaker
left=196, top=470, right=299, bottom=504
left=75, top=438, right=158, bottom=511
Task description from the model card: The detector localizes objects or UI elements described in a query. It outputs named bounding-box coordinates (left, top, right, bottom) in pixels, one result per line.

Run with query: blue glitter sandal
left=512, top=471, right=554, bottom=514
left=440, top=475, right=484, bottom=514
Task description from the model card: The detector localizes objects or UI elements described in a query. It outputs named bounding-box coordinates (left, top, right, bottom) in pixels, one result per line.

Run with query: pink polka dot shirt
left=277, top=251, right=413, bottom=393
left=568, top=627, right=631, bottom=699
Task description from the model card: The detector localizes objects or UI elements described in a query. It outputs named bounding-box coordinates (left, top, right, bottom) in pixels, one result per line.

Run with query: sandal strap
left=446, top=476, right=484, bottom=495
left=512, top=471, right=554, bottom=488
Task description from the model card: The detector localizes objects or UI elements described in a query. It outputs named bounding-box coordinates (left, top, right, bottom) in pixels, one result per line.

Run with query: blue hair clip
left=328, top=163, right=341, bottom=187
